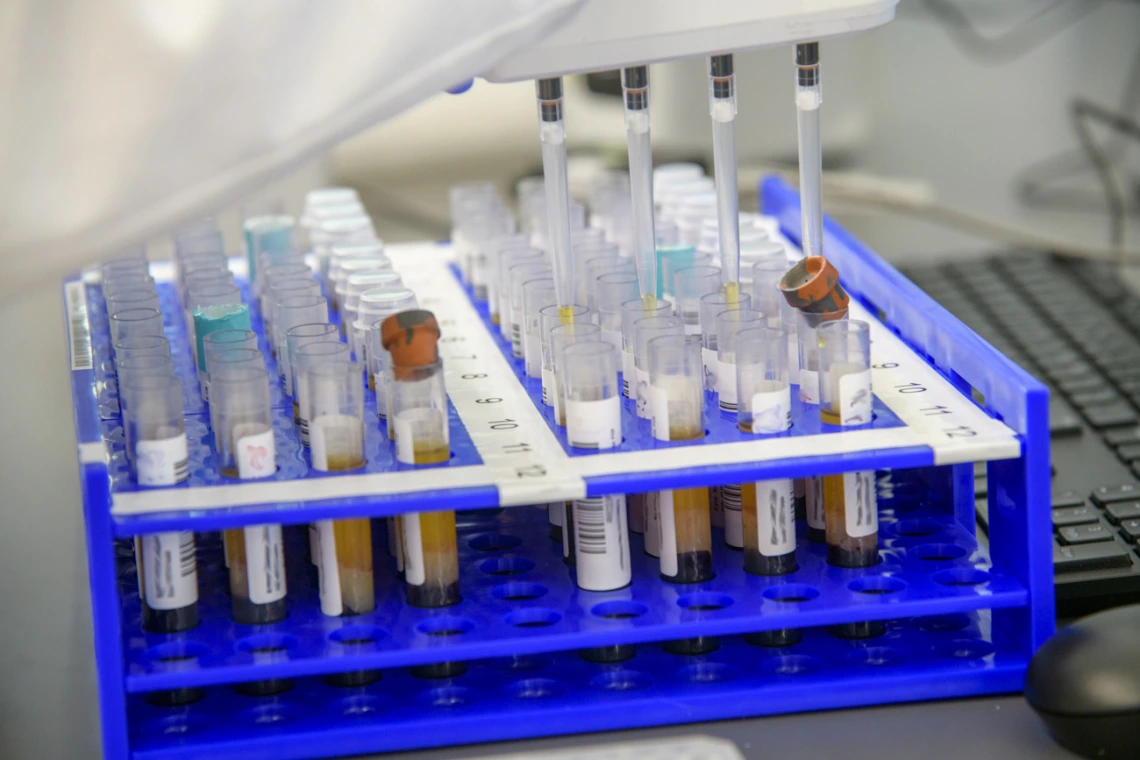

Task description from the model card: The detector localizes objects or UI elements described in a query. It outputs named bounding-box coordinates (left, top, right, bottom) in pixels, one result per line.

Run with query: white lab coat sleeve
left=0, top=0, right=582, bottom=299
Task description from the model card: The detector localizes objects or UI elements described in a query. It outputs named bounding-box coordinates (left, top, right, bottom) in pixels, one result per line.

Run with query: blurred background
left=3, top=0, right=1140, bottom=756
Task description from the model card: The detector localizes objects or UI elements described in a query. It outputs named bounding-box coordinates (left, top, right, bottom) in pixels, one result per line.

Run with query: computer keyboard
left=904, top=253, right=1140, bottom=617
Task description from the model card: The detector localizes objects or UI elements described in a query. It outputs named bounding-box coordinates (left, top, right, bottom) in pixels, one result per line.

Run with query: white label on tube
left=310, top=415, right=363, bottom=471
left=717, top=361, right=738, bottom=411
left=573, top=494, right=631, bottom=592
left=524, top=332, right=542, bottom=378
left=394, top=411, right=415, bottom=465
left=644, top=492, right=661, bottom=557
left=787, top=333, right=799, bottom=385
left=710, top=487, right=724, bottom=527
left=722, top=484, right=743, bottom=548
left=755, top=478, right=796, bottom=556
left=622, top=349, right=635, bottom=398
left=541, top=366, right=554, bottom=407
left=844, top=471, right=878, bottom=538
left=750, top=387, right=792, bottom=434
left=683, top=320, right=701, bottom=336
left=649, top=384, right=670, bottom=439
left=635, top=368, right=652, bottom=420
left=566, top=396, right=621, bottom=450
left=702, top=347, right=718, bottom=392
left=374, top=373, right=388, bottom=419
left=658, top=490, right=678, bottom=577
left=839, top=369, right=873, bottom=426
left=402, top=512, right=426, bottom=586
left=510, top=310, right=523, bottom=357
left=244, top=524, right=287, bottom=604
left=136, top=433, right=189, bottom=486
left=235, top=425, right=275, bottom=479
left=601, top=328, right=622, bottom=357
left=807, top=476, right=825, bottom=530
left=799, top=369, right=820, bottom=405
left=548, top=502, right=563, bottom=527
left=141, top=531, right=197, bottom=610
left=316, top=520, right=343, bottom=616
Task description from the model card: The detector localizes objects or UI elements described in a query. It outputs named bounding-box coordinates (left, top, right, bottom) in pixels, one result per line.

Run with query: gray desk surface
left=0, top=281, right=1079, bottom=760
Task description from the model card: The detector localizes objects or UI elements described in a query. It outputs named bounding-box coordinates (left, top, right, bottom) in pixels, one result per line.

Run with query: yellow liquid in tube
left=664, top=421, right=713, bottom=582
left=405, top=437, right=461, bottom=607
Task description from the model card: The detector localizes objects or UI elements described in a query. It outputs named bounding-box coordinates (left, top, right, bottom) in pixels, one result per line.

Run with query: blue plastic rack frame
left=67, top=177, right=1052, bottom=759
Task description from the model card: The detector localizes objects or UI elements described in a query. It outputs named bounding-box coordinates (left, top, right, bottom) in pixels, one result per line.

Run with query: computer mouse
left=1025, top=603, right=1140, bottom=760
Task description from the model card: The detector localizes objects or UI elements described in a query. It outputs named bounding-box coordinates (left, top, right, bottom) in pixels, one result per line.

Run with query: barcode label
left=722, top=484, right=743, bottom=548
left=717, top=360, right=738, bottom=411
left=135, top=433, right=189, bottom=486
left=566, top=396, right=621, bottom=450
left=657, top=490, right=678, bottom=577
left=622, top=349, right=635, bottom=398
left=844, top=470, right=878, bottom=538
left=755, top=478, right=796, bottom=556
left=839, top=369, right=873, bottom=426
left=644, top=491, right=662, bottom=557
left=573, top=494, right=630, bottom=591
left=315, top=520, right=343, bottom=616
left=244, top=524, right=287, bottom=604
left=140, top=531, right=197, bottom=610
left=510, top=311, right=523, bottom=358
left=806, top=476, right=825, bottom=530
left=65, top=281, right=93, bottom=370
left=401, top=512, right=426, bottom=586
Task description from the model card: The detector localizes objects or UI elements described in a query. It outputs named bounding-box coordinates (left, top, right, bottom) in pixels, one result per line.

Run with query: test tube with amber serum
left=308, top=360, right=376, bottom=617
left=648, top=334, right=714, bottom=584
left=382, top=310, right=461, bottom=609
left=212, top=366, right=287, bottom=625
left=735, top=326, right=797, bottom=576
left=819, top=320, right=878, bottom=568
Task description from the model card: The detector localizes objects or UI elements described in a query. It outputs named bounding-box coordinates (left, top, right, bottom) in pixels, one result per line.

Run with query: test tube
left=699, top=291, right=752, bottom=393
left=275, top=294, right=329, bottom=386
left=212, top=366, right=287, bottom=625
left=189, top=283, right=250, bottom=395
left=117, top=354, right=176, bottom=461
left=795, top=43, right=824, bottom=259
left=596, top=272, right=638, bottom=358
left=292, top=341, right=350, bottom=445
left=620, top=297, right=671, bottom=400
left=508, top=262, right=553, bottom=356
left=647, top=334, right=713, bottom=584
left=202, top=329, right=257, bottom=400
left=317, top=216, right=377, bottom=288
left=334, top=256, right=391, bottom=316
left=478, top=234, right=529, bottom=313
left=523, top=278, right=557, bottom=379
left=466, top=211, right=516, bottom=301
left=582, top=254, right=633, bottom=314
left=101, top=255, right=148, bottom=282
left=284, top=323, right=337, bottom=400
left=562, top=341, right=622, bottom=452
left=716, top=309, right=764, bottom=414
left=103, top=275, right=156, bottom=299
left=110, top=307, right=164, bottom=344
left=735, top=327, right=797, bottom=576
left=381, top=310, right=461, bottom=609
left=112, top=335, right=169, bottom=364
left=548, top=321, right=601, bottom=427
left=135, top=529, right=198, bottom=634
left=205, top=348, right=264, bottom=436
left=534, top=77, right=576, bottom=314
left=344, top=271, right=403, bottom=340
left=492, top=245, right=543, bottom=328
left=356, top=287, right=417, bottom=371
left=818, top=320, right=878, bottom=568
left=674, top=264, right=722, bottom=335
left=107, top=289, right=161, bottom=317
left=656, top=244, right=698, bottom=308
left=751, top=259, right=788, bottom=328
left=122, top=371, right=189, bottom=483
left=634, top=315, right=684, bottom=419
left=265, top=278, right=319, bottom=357
left=540, top=304, right=591, bottom=416
left=708, top=54, right=742, bottom=303
left=243, top=214, right=294, bottom=288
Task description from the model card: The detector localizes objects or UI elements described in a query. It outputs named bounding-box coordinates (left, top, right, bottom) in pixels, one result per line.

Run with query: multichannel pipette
left=795, top=43, right=823, bottom=259
left=534, top=78, right=575, bottom=319
left=621, top=65, right=657, bottom=310
left=708, top=54, right=741, bottom=305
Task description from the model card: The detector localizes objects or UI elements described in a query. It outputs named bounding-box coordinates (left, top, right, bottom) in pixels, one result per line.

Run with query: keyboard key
left=1053, top=490, right=1085, bottom=508
left=1049, top=398, right=1083, bottom=437
left=1117, top=443, right=1140, bottom=461
left=1059, top=522, right=1113, bottom=544
left=1082, top=402, right=1138, bottom=429
left=1120, top=519, right=1140, bottom=542
left=1054, top=541, right=1133, bottom=573
left=1053, top=506, right=1099, bottom=527
left=1071, top=389, right=1123, bottom=409
left=1105, top=427, right=1140, bottom=446
left=1059, top=376, right=1109, bottom=395
left=1091, top=483, right=1140, bottom=506
left=1105, top=501, right=1140, bottom=523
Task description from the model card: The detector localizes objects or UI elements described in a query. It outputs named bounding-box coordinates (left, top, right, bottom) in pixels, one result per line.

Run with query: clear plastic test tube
left=535, top=77, right=575, bottom=314
left=243, top=214, right=294, bottom=288
left=334, top=256, right=391, bottom=315
left=381, top=310, right=461, bottom=609
left=110, top=307, right=164, bottom=344
left=491, top=244, right=541, bottom=328
left=205, top=347, right=264, bottom=435
left=508, top=263, right=552, bottom=356
left=356, top=287, right=417, bottom=371
left=265, top=278, right=319, bottom=357
left=708, top=54, right=741, bottom=303
left=117, top=354, right=176, bottom=461
left=647, top=334, right=713, bottom=584
left=291, top=341, right=349, bottom=446
left=540, top=304, right=591, bottom=416
left=103, top=275, right=156, bottom=299
left=275, top=294, right=329, bottom=385
left=112, top=334, right=169, bottom=363
left=122, top=371, right=188, bottom=487
left=549, top=321, right=601, bottom=427
left=212, top=366, right=287, bottom=625
left=285, top=323, right=337, bottom=400
left=735, top=326, right=797, bottom=577
left=202, top=329, right=257, bottom=400
left=107, top=289, right=161, bottom=317
left=634, top=315, right=684, bottom=420
left=523, top=278, right=557, bottom=379
left=189, top=283, right=250, bottom=395
left=716, top=308, right=764, bottom=414
left=563, top=342, right=630, bottom=592
left=585, top=258, right=634, bottom=316
left=596, top=272, right=638, bottom=357
left=752, top=259, right=788, bottom=328
left=620, top=297, right=670, bottom=400
left=674, top=264, right=722, bottom=335
left=818, top=320, right=877, bottom=569
left=656, top=244, right=698, bottom=308
left=699, top=291, right=752, bottom=393
left=344, top=271, right=403, bottom=340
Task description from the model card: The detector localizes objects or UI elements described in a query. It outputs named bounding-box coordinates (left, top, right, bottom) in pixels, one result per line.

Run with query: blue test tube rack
left=65, top=176, right=1052, bottom=759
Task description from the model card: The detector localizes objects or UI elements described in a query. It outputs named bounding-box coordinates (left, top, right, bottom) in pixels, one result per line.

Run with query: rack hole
left=246, top=704, right=301, bottom=726
left=912, top=543, right=968, bottom=562
left=491, top=582, right=548, bottom=601
left=469, top=533, right=523, bottom=551
left=146, top=640, right=209, bottom=663
left=679, top=662, right=738, bottom=683
left=329, top=625, right=387, bottom=646
left=423, top=686, right=477, bottom=708
left=676, top=592, right=734, bottom=611
left=488, top=653, right=553, bottom=672
left=235, top=633, right=298, bottom=655
left=416, top=616, right=476, bottom=637
left=505, top=608, right=562, bottom=628
left=848, top=576, right=907, bottom=595
left=933, top=568, right=991, bottom=587
left=847, top=646, right=908, bottom=667
left=762, top=584, right=821, bottom=603
left=934, top=638, right=996, bottom=660
left=478, top=557, right=536, bottom=576
left=338, top=695, right=385, bottom=717
left=591, top=670, right=652, bottom=691
left=508, top=678, right=566, bottom=699
left=890, top=519, right=944, bottom=538
left=761, top=654, right=824, bottom=676
left=591, top=600, right=649, bottom=619
left=145, top=715, right=208, bottom=738
left=913, top=613, right=972, bottom=632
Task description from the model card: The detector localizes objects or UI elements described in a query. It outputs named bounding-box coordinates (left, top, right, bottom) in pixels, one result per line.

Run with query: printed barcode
left=622, top=377, right=630, bottom=396
left=569, top=439, right=599, bottom=450
left=65, top=281, right=93, bottom=370
left=575, top=497, right=607, bottom=555
left=719, top=400, right=738, bottom=412
left=299, top=419, right=310, bottom=446
left=173, top=458, right=189, bottom=483
left=722, top=484, right=742, bottom=511
left=178, top=532, right=196, bottom=578
left=511, top=323, right=522, bottom=357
